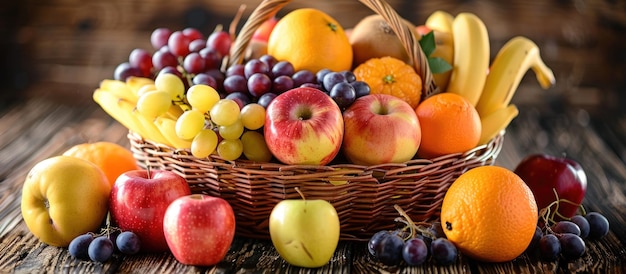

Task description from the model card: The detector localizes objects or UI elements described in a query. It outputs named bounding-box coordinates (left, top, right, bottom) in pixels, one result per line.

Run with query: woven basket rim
left=128, top=130, right=505, bottom=172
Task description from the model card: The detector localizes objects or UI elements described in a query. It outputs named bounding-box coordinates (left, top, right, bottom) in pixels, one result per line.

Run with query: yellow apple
left=269, top=196, right=340, bottom=268
left=20, top=156, right=111, bottom=247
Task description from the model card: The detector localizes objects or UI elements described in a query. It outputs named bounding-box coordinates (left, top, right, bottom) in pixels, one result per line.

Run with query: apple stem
left=146, top=162, right=152, bottom=179
left=295, top=187, right=306, bottom=201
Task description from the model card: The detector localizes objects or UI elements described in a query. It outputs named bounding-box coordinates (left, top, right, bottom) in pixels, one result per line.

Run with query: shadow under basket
left=128, top=131, right=504, bottom=241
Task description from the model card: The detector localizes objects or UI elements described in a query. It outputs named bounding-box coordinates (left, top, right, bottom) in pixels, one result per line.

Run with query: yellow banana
left=425, top=10, right=455, bottom=91
left=475, top=36, right=556, bottom=117
left=93, top=88, right=143, bottom=134
left=446, top=12, right=490, bottom=106
left=98, top=79, right=138, bottom=104
left=126, top=76, right=156, bottom=98
left=95, top=77, right=187, bottom=146
left=425, top=10, right=454, bottom=33
left=154, top=116, right=193, bottom=150
left=134, top=111, right=172, bottom=146
left=478, top=104, right=519, bottom=145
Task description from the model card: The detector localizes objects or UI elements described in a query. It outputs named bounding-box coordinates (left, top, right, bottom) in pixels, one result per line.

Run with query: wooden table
left=0, top=93, right=625, bottom=273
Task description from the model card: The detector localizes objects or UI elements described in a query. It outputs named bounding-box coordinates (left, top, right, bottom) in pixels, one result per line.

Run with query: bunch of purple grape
left=309, top=69, right=371, bottom=110
left=527, top=212, right=609, bottom=261
left=68, top=231, right=141, bottom=263
left=221, top=54, right=319, bottom=109
left=368, top=222, right=458, bottom=266
left=113, top=26, right=374, bottom=113
left=114, top=27, right=231, bottom=91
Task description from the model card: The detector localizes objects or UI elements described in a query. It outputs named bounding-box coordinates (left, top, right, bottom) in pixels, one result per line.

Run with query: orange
left=267, top=8, right=352, bottom=73
left=414, top=92, right=481, bottom=158
left=440, top=166, right=538, bottom=262
left=353, top=56, right=422, bottom=109
left=63, top=142, right=139, bottom=187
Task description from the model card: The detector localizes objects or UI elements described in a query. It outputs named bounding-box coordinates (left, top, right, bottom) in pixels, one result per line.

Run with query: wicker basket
left=128, top=0, right=505, bottom=241
left=129, top=132, right=503, bottom=241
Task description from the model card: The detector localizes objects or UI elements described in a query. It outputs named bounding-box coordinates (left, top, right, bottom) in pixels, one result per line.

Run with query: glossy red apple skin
left=163, top=194, right=235, bottom=266
left=110, top=169, right=191, bottom=253
left=514, top=154, right=587, bottom=219
left=264, top=87, right=344, bottom=165
left=342, top=94, right=421, bottom=165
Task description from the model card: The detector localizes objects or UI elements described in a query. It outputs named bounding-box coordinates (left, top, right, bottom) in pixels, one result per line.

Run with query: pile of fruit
left=17, top=2, right=612, bottom=270
left=20, top=142, right=237, bottom=266
left=367, top=161, right=610, bottom=266
left=94, top=7, right=555, bottom=166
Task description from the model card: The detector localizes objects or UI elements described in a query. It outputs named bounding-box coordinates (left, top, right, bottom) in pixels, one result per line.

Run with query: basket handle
left=228, top=0, right=438, bottom=98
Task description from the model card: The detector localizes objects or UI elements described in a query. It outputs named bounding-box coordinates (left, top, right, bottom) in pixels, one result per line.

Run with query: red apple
left=514, top=154, right=587, bottom=219
left=342, top=94, right=421, bottom=165
left=163, top=194, right=235, bottom=266
left=110, top=169, right=191, bottom=252
left=264, top=87, right=344, bottom=165
left=252, top=16, right=279, bottom=42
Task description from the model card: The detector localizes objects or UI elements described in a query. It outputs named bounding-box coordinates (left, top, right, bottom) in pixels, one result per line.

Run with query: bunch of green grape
left=135, top=72, right=272, bottom=162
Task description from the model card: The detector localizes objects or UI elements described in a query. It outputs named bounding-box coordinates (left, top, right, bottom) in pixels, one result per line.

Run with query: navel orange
left=353, top=56, right=422, bottom=109
left=440, top=165, right=538, bottom=262
left=267, top=8, right=352, bottom=73
left=63, top=142, right=139, bottom=187
left=414, top=92, right=481, bottom=158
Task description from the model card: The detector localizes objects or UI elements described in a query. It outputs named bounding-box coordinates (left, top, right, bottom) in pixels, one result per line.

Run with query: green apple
left=269, top=197, right=340, bottom=268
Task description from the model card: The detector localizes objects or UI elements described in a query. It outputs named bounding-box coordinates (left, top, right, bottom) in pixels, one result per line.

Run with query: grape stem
left=98, top=211, right=121, bottom=238
left=539, top=188, right=587, bottom=230
left=393, top=204, right=435, bottom=240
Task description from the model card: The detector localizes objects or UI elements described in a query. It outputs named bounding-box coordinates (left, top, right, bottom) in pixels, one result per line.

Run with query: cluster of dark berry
left=305, top=69, right=371, bottom=110
left=368, top=222, right=457, bottom=266
left=69, top=230, right=141, bottom=263
left=526, top=212, right=609, bottom=261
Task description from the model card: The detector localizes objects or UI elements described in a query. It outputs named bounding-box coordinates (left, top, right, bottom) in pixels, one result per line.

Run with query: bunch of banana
left=92, top=76, right=189, bottom=149
left=476, top=36, right=556, bottom=117
left=423, top=11, right=556, bottom=145
left=476, top=36, right=555, bottom=144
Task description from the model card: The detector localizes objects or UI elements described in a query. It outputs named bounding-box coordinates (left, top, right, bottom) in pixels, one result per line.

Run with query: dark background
left=1, top=0, right=625, bottom=112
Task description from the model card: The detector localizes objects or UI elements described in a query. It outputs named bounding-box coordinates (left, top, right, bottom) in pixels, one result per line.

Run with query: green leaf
left=418, top=31, right=436, bottom=56
left=428, top=57, right=453, bottom=74
left=418, top=30, right=453, bottom=75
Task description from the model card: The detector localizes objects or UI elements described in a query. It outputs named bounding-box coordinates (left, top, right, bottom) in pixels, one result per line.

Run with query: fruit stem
left=103, top=211, right=112, bottom=237
left=539, top=188, right=585, bottom=226
left=396, top=207, right=416, bottom=239
left=394, top=205, right=417, bottom=239
left=145, top=160, right=152, bottom=179
left=295, top=187, right=306, bottom=201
